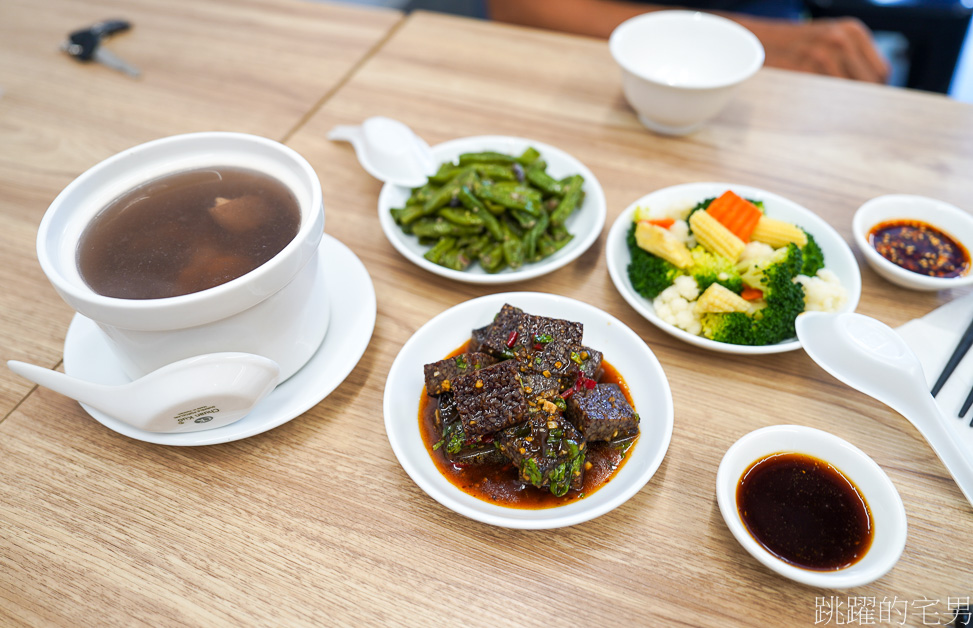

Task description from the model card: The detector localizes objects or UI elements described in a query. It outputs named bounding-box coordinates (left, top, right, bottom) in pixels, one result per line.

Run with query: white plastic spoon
left=796, top=311, right=973, bottom=508
left=327, top=116, right=436, bottom=188
left=7, top=353, right=280, bottom=434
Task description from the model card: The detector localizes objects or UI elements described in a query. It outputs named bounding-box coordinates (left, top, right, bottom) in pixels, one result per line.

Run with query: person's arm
left=487, top=0, right=889, bottom=83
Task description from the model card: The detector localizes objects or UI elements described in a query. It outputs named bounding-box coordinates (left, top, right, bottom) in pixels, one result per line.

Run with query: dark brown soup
left=736, top=453, right=873, bottom=571
left=419, top=343, right=638, bottom=510
left=77, top=167, right=300, bottom=299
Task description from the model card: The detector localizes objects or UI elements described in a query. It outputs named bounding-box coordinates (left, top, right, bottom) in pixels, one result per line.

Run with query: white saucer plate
left=383, top=292, right=674, bottom=529
left=377, top=136, right=606, bottom=284
left=605, top=182, right=862, bottom=354
left=63, top=234, right=376, bottom=446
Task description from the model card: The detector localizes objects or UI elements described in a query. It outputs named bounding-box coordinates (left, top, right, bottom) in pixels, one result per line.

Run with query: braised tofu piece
left=423, top=352, right=497, bottom=396
left=565, top=383, right=639, bottom=442
left=474, top=304, right=526, bottom=358
left=513, top=313, right=583, bottom=353
left=453, top=360, right=527, bottom=437
left=576, top=346, right=603, bottom=381
left=496, top=402, right=587, bottom=496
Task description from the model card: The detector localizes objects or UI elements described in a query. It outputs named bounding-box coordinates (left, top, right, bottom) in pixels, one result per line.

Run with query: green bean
left=439, top=207, right=484, bottom=227
left=518, top=147, right=541, bottom=166
left=550, top=175, right=584, bottom=226
left=458, top=151, right=517, bottom=166
left=526, top=167, right=564, bottom=197
left=483, top=199, right=506, bottom=216
left=523, top=209, right=549, bottom=260
left=509, top=209, right=537, bottom=230
left=458, top=186, right=503, bottom=240
left=500, top=222, right=525, bottom=269
left=428, top=164, right=467, bottom=185
left=440, top=245, right=472, bottom=271
left=473, top=164, right=517, bottom=181
left=411, top=217, right=482, bottom=239
left=476, top=182, right=542, bottom=216
left=480, top=243, right=506, bottom=273
left=423, top=237, right=457, bottom=265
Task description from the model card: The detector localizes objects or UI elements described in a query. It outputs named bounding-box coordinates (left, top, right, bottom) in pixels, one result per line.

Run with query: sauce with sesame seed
left=868, top=219, right=969, bottom=278
left=737, top=453, right=873, bottom=570
left=419, top=342, right=638, bottom=509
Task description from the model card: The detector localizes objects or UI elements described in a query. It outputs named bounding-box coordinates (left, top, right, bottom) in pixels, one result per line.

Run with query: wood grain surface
left=0, top=0, right=401, bottom=416
left=2, top=7, right=973, bottom=627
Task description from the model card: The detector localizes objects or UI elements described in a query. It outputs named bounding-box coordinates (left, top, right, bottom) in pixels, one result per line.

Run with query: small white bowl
left=853, top=194, right=973, bottom=291
left=716, top=425, right=907, bottom=589
left=609, top=11, right=764, bottom=135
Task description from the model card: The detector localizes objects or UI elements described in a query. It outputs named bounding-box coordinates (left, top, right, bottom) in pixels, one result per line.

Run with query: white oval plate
left=716, top=425, right=907, bottom=589
left=605, top=182, right=862, bottom=354
left=383, top=292, right=674, bottom=529
left=378, top=136, right=606, bottom=284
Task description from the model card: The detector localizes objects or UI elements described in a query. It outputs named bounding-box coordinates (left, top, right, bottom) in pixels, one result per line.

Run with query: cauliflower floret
left=736, top=241, right=775, bottom=268
left=668, top=219, right=691, bottom=246
left=653, top=275, right=702, bottom=335
left=797, top=269, right=847, bottom=312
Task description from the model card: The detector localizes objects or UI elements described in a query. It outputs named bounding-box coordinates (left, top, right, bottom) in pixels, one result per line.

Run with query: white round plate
left=716, top=425, right=907, bottom=589
left=62, top=234, right=376, bottom=446
left=383, top=291, right=674, bottom=529
left=377, top=136, right=606, bottom=284
left=605, top=182, right=862, bottom=354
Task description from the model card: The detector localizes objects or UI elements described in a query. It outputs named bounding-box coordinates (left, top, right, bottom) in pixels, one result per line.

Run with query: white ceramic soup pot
left=37, top=132, right=329, bottom=381
left=609, top=11, right=764, bottom=135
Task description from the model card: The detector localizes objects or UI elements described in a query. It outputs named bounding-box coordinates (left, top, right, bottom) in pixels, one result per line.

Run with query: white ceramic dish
left=605, top=182, right=862, bottom=354
left=62, top=234, right=376, bottom=446
left=716, top=425, right=907, bottom=589
left=852, top=194, right=973, bottom=291
left=377, top=136, right=606, bottom=284
left=383, top=292, right=674, bottom=529
left=609, top=11, right=764, bottom=135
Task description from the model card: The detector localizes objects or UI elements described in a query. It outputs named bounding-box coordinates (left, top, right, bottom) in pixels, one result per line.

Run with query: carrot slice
left=741, top=286, right=763, bottom=301
left=644, top=218, right=675, bottom=229
left=706, top=191, right=762, bottom=242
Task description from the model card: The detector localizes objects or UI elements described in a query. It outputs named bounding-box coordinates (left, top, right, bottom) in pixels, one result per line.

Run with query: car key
left=61, top=19, right=140, bottom=78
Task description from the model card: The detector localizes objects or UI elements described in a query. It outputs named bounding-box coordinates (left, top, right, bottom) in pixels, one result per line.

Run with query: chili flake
left=868, top=219, right=970, bottom=278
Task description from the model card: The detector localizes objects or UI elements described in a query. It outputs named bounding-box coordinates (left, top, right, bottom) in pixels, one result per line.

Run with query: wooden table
left=3, top=7, right=973, bottom=627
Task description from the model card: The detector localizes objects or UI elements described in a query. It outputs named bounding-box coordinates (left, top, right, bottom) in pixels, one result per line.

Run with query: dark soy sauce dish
left=78, top=166, right=300, bottom=299
left=736, top=452, right=873, bottom=571
left=867, top=219, right=969, bottom=278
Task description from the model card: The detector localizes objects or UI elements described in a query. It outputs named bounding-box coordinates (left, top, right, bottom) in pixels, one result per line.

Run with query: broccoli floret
left=688, top=245, right=743, bottom=294
left=627, top=222, right=679, bottom=300
left=800, top=231, right=825, bottom=277
left=701, top=243, right=807, bottom=346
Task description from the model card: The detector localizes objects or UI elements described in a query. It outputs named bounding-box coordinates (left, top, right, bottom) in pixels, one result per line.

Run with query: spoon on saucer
left=796, top=311, right=973, bottom=508
left=327, top=116, right=436, bottom=188
left=7, top=353, right=280, bottom=434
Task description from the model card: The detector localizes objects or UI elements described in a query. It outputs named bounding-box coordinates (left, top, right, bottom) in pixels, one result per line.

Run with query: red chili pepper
left=533, top=343, right=543, bottom=351
left=560, top=388, right=574, bottom=399
left=506, top=331, right=518, bottom=348
left=584, top=377, right=596, bottom=390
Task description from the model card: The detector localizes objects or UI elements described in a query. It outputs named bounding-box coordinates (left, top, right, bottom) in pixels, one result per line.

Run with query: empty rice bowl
left=609, top=11, right=764, bottom=135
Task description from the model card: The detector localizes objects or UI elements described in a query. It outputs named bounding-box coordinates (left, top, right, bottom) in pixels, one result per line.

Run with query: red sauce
left=868, top=219, right=969, bottom=278
left=418, top=343, right=638, bottom=509
left=737, top=453, right=873, bottom=571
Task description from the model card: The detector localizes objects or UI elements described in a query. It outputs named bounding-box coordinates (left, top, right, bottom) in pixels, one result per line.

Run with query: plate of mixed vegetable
left=378, top=136, right=606, bottom=284
left=605, top=182, right=862, bottom=354
left=383, top=292, right=673, bottom=529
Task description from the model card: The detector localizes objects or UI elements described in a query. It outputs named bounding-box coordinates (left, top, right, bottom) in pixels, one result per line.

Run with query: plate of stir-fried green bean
left=378, top=136, right=606, bottom=283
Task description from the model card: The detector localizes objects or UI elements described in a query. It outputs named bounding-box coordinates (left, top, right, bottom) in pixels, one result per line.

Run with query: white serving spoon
left=796, top=311, right=973, bottom=508
left=327, top=116, right=436, bottom=188
left=7, top=353, right=280, bottom=434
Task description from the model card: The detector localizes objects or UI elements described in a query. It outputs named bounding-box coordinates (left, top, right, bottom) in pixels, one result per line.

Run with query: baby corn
left=689, top=210, right=745, bottom=262
left=695, top=283, right=752, bottom=314
left=635, top=221, right=693, bottom=269
left=750, top=216, right=808, bottom=248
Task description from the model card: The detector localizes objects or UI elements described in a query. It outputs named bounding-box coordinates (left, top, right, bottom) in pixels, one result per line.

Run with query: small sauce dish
left=716, top=425, right=907, bottom=589
left=853, top=194, right=973, bottom=291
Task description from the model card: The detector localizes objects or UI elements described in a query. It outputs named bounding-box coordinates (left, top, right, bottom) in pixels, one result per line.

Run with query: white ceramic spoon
left=7, top=353, right=280, bottom=433
left=327, top=116, right=436, bottom=188
left=796, top=311, right=973, bottom=508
